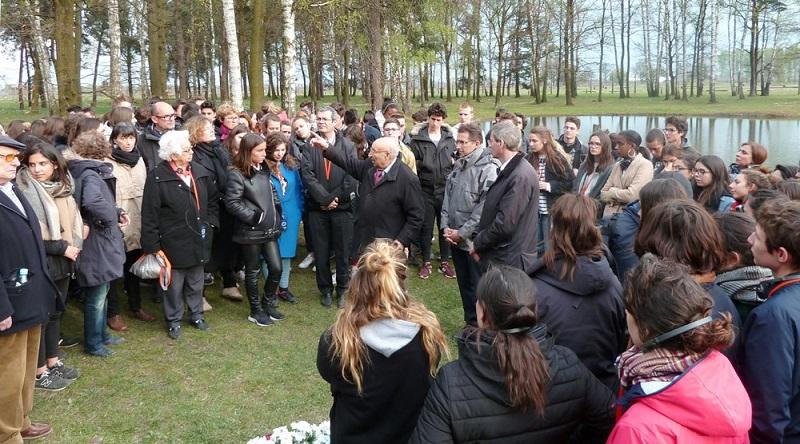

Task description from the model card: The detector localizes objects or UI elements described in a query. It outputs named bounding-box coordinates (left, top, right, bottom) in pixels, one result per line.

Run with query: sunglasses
left=1, top=152, right=21, bottom=162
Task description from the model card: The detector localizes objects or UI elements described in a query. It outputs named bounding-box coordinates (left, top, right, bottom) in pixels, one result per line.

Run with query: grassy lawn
left=2, top=86, right=800, bottom=125
left=33, top=243, right=463, bottom=443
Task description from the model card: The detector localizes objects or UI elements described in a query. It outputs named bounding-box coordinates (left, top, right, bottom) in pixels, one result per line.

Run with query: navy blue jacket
left=0, top=184, right=59, bottom=335
left=529, top=256, right=626, bottom=390
left=738, top=278, right=800, bottom=443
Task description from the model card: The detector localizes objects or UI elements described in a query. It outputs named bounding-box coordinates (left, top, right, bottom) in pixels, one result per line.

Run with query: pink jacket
left=608, top=350, right=751, bottom=444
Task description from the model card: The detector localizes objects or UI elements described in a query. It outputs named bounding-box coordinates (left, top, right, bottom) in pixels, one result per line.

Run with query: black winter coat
left=558, top=134, right=587, bottom=171
left=409, top=327, right=615, bottom=444
left=323, top=145, right=424, bottom=253
left=0, top=185, right=59, bottom=335
left=191, top=141, right=230, bottom=196
left=301, top=135, right=357, bottom=211
left=224, top=166, right=283, bottom=245
left=473, top=153, right=539, bottom=272
left=409, top=125, right=457, bottom=199
left=136, top=124, right=164, bottom=171
left=69, top=159, right=125, bottom=287
left=529, top=256, right=626, bottom=390
left=141, top=161, right=219, bottom=269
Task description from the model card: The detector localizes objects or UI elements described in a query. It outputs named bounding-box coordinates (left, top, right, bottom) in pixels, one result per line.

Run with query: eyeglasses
left=692, top=168, right=709, bottom=176
left=663, top=127, right=678, bottom=133
left=455, top=140, right=475, bottom=145
left=1, top=152, right=20, bottom=162
left=155, top=113, right=177, bottom=120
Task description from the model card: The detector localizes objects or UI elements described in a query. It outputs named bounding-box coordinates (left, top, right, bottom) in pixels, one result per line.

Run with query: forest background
left=0, top=0, right=798, bottom=120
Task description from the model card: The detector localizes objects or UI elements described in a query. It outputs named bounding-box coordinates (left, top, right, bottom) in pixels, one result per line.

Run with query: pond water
left=483, top=115, right=799, bottom=167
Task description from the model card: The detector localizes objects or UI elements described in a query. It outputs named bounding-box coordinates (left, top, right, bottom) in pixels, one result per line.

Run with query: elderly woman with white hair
left=141, top=130, right=219, bottom=340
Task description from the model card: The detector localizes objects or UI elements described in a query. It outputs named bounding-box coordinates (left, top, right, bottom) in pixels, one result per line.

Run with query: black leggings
left=107, top=249, right=143, bottom=316
left=240, top=240, right=282, bottom=303
left=38, top=277, right=69, bottom=367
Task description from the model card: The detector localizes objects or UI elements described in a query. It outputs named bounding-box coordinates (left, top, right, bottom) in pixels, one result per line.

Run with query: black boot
left=321, top=291, right=332, bottom=307
left=263, top=294, right=285, bottom=321
left=277, top=287, right=297, bottom=304
left=336, top=289, right=346, bottom=309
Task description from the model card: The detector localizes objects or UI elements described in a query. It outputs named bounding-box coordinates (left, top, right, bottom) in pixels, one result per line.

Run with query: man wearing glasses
left=664, top=116, right=697, bottom=154
left=0, top=135, right=60, bottom=442
left=137, top=101, right=177, bottom=170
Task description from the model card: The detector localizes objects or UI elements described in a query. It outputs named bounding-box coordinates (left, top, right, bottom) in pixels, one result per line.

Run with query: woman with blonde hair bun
left=317, top=239, right=447, bottom=444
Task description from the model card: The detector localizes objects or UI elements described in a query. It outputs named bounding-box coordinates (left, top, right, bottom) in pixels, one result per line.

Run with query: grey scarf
left=716, top=266, right=774, bottom=305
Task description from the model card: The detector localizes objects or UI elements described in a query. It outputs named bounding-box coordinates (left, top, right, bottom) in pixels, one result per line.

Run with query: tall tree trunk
left=709, top=0, right=719, bottom=103
left=91, top=27, right=105, bottom=107
left=18, top=45, right=25, bottom=110
left=175, top=0, right=189, bottom=98
left=222, top=0, right=243, bottom=109
left=248, top=0, right=266, bottom=110
left=20, top=2, right=56, bottom=114
left=108, top=0, right=122, bottom=97
left=206, top=0, right=218, bottom=101
left=147, top=0, right=168, bottom=97
left=53, top=0, right=80, bottom=113
left=625, top=0, right=632, bottom=97
left=598, top=0, right=607, bottom=102
left=748, top=0, right=758, bottom=96
left=136, top=0, right=151, bottom=100
left=281, top=0, right=297, bottom=114
left=367, top=1, right=383, bottom=110
left=564, top=0, right=574, bottom=105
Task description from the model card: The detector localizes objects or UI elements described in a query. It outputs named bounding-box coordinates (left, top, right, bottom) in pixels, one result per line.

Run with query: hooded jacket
left=609, top=350, right=751, bottom=443
left=409, top=326, right=615, bottom=444
left=529, top=256, right=627, bottom=389
left=68, top=159, right=126, bottom=287
left=317, top=319, right=435, bottom=444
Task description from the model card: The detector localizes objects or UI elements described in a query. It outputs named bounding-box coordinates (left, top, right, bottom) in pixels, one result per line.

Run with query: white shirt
left=381, top=157, right=398, bottom=176
left=498, top=154, right=515, bottom=172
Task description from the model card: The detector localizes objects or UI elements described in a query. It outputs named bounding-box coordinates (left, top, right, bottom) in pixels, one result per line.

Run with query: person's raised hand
left=0, top=316, right=12, bottom=332
left=310, top=131, right=329, bottom=150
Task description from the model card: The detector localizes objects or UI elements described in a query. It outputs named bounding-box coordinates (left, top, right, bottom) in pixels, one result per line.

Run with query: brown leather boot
left=107, top=314, right=129, bottom=332
left=21, top=422, right=52, bottom=440
left=131, top=308, right=156, bottom=322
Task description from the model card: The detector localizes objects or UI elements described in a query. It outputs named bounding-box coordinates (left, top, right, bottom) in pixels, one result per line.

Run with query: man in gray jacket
left=442, top=124, right=499, bottom=325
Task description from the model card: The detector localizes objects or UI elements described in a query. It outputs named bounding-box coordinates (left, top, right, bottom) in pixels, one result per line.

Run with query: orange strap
left=768, top=278, right=800, bottom=299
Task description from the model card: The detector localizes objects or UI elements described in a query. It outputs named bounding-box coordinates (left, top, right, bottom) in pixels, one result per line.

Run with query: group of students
left=2, top=97, right=800, bottom=443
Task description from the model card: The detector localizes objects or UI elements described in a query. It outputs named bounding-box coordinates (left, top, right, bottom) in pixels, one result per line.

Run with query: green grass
left=3, top=85, right=800, bottom=126
left=33, top=243, right=462, bottom=443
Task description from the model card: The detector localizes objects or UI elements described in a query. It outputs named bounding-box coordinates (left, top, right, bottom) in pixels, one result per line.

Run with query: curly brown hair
left=72, top=131, right=112, bottom=160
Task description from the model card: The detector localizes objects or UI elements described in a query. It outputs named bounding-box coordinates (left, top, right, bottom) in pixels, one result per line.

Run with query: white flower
left=250, top=420, right=331, bottom=444
left=246, top=436, right=271, bottom=444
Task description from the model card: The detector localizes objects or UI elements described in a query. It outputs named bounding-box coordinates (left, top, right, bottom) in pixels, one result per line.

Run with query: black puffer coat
left=409, top=124, right=457, bottom=199
left=224, top=166, right=283, bottom=245
left=141, top=161, right=219, bottom=269
left=410, top=326, right=615, bottom=444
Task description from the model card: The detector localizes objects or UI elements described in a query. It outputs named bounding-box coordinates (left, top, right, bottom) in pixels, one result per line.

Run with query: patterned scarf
left=618, top=345, right=701, bottom=390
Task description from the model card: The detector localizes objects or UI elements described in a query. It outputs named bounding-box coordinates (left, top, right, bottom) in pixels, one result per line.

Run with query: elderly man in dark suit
left=310, top=134, right=424, bottom=267
left=0, top=135, right=59, bottom=442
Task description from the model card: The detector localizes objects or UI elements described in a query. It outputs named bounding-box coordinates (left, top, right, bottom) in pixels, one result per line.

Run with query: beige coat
left=600, top=153, right=654, bottom=218
left=107, top=157, right=146, bottom=251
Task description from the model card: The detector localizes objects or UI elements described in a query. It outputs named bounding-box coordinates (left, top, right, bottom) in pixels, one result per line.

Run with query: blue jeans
left=83, top=282, right=111, bottom=353
left=537, top=213, right=551, bottom=257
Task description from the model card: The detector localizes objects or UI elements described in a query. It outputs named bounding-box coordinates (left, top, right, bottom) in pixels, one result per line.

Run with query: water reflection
left=481, top=116, right=799, bottom=166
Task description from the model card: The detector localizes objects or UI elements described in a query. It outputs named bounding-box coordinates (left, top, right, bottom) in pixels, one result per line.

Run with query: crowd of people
left=0, top=95, right=799, bottom=443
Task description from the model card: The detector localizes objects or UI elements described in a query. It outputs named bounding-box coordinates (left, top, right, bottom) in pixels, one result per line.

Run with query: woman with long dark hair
left=17, top=143, right=83, bottom=388
left=609, top=254, right=750, bottom=443
left=574, top=131, right=614, bottom=210
left=693, top=154, right=735, bottom=213
left=411, top=265, right=614, bottom=443
left=318, top=239, right=447, bottom=443
left=526, top=126, right=574, bottom=255
left=529, top=194, right=625, bottom=389
left=263, top=132, right=304, bottom=304
left=225, top=133, right=284, bottom=326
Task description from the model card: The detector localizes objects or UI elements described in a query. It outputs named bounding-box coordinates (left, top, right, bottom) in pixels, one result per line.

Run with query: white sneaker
left=202, top=297, right=213, bottom=311
left=298, top=253, right=315, bottom=269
